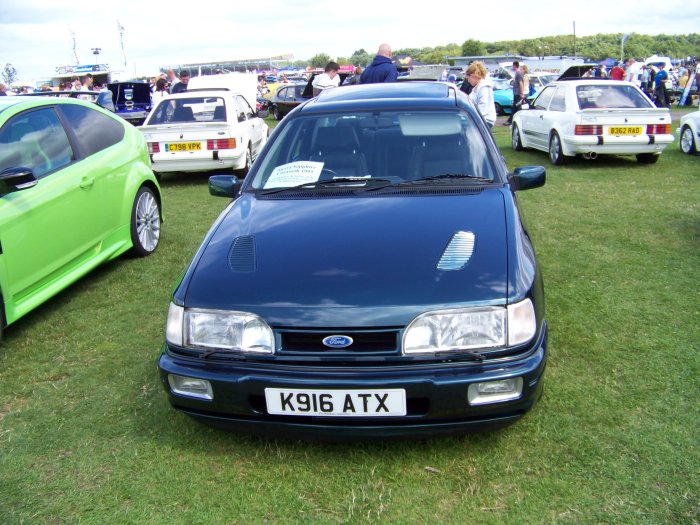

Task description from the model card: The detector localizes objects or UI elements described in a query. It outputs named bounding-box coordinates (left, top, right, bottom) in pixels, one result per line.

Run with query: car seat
left=213, top=106, right=226, bottom=121
left=309, top=126, right=368, bottom=178
left=410, top=135, right=470, bottom=179
left=172, top=106, right=194, bottom=122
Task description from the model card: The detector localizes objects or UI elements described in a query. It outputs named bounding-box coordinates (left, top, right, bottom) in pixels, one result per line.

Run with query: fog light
left=168, top=374, right=213, bottom=400
left=468, top=378, right=523, bottom=405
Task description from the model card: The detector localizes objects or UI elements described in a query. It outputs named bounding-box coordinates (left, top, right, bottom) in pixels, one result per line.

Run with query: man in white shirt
left=312, top=62, right=340, bottom=96
left=79, top=73, right=95, bottom=101
left=625, top=58, right=642, bottom=86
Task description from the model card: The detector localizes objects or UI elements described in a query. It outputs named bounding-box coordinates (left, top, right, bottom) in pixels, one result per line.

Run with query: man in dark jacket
left=360, top=44, right=398, bottom=84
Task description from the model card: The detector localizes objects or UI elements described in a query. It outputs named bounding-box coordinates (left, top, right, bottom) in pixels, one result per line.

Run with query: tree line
left=304, top=33, right=700, bottom=68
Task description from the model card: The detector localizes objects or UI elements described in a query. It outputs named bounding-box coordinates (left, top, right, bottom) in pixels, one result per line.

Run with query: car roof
left=297, top=82, right=463, bottom=115
left=168, top=89, right=239, bottom=97
left=0, top=95, right=94, bottom=111
left=547, top=79, right=638, bottom=87
left=0, top=97, right=24, bottom=112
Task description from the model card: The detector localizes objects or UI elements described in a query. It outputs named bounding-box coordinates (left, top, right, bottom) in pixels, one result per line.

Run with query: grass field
left=1, top=109, right=698, bottom=524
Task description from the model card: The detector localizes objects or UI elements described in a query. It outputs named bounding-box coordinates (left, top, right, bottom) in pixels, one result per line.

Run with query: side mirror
left=0, top=167, right=38, bottom=196
left=257, top=108, right=270, bottom=119
left=509, top=166, right=545, bottom=191
left=209, top=175, right=242, bottom=198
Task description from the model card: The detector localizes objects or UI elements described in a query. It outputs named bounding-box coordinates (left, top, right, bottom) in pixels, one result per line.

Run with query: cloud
left=2, top=0, right=699, bottom=83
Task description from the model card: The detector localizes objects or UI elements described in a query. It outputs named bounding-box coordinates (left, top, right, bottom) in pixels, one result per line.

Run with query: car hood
left=181, top=189, right=510, bottom=327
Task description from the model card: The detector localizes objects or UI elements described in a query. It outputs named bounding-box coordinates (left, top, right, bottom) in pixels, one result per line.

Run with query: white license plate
left=265, top=388, right=406, bottom=417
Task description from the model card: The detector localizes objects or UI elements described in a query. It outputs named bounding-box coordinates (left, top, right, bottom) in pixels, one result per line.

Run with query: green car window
left=0, top=107, right=73, bottom=179
left=58, top=104, right=125, bottom=157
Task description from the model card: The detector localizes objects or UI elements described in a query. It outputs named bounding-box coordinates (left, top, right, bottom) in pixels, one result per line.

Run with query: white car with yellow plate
left=511, top=79, right=674, bottom=165
left=140, top=73, right=269, bottom=177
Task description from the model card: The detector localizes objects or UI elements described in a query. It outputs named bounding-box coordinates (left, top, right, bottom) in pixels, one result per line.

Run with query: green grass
left=1, top=111, right=699, bottom=524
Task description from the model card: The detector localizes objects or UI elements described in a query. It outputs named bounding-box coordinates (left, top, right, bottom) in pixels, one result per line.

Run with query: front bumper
left=157, top=323, right=548, bottom=440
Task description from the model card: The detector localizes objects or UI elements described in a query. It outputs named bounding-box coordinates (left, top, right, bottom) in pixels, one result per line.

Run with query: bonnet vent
left=437, top=231, right=476, bottom=271
left=228, top=236, right=256, bottom=272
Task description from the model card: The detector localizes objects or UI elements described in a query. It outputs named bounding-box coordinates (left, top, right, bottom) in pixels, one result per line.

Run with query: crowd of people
left=3, top=46, right=695, bottom=127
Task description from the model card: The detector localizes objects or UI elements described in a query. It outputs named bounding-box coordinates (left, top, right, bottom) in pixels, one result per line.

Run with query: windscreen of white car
left=250, top=111, right=496, bottom=190
left=147, top=97, right=227, bottom=124
left=576, top=85, right=655, bottom=109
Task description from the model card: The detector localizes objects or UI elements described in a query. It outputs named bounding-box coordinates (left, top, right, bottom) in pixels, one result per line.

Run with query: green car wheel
left=131, top=186, right=161, bottom=256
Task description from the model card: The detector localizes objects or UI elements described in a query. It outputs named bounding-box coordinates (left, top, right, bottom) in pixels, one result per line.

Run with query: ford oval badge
left=322, top=335, right=354, bottom=349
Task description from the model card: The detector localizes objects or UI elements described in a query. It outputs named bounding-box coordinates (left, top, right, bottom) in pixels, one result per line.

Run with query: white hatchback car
left=140, top=89, right=269, bottom=177
left=678, top=110, right=700, bottom=155
left=511, top=80, right=674, bottom=164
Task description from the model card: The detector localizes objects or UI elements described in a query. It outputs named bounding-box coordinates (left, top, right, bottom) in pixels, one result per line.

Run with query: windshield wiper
left=260, top=178, right=392, bottom=195
left=412, top=174, right=493, bottom=183
left=365, top=174, right=492, bottom=192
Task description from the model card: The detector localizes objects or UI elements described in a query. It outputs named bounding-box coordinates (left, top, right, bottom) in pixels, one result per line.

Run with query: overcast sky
left=3, top=0, right=699, bottom=82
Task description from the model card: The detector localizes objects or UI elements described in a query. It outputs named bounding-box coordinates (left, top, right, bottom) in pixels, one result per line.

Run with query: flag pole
left=117, top=21, right=127, bottom=66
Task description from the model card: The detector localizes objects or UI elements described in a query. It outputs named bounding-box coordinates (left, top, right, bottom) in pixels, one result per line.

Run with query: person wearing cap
left=654, top=63, right=670, bottom=108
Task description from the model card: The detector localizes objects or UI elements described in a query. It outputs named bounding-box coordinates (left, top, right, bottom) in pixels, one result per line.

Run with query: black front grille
left=280, top=330, right=400, bottom=354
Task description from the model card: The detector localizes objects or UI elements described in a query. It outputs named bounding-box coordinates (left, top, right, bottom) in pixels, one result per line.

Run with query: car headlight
left=166, top=303, right=274, bottom=353
left=403, top=299, right=536, bottom=354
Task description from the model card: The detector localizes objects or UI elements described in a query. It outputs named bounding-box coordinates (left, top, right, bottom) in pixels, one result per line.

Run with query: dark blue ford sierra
left=159, top=82, right=548, bottom=440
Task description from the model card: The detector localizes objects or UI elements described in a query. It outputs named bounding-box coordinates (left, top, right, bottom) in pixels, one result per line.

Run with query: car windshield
left=491, top=78, right=512, bottom=91
left=147, top=97, right=227, bottom=124
left=576, top=85, right=654, bottom=109
left=249, top=110, right=496, bottom=190
left=538, top=74, right=558, bottom=85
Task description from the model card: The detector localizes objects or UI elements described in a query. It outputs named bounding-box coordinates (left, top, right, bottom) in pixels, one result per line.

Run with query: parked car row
left=1, top=71, right=694, bottom=440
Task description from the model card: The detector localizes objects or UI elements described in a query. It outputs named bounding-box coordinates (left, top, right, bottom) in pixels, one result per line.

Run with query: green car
left=0, top=95, right=162, bottom=338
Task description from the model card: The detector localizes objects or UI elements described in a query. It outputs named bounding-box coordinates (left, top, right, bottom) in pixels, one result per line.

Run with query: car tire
left=549, top=132, right=568, bottom=165
left=236, top=146, right=252, bottom=177
left=512, top=125, right=524, bottom=151
left=636, top=153, right=660, bottom=164
left=680, top=125, right=697, bottom=154
left=494, top=103, right=503, bottom=116
left=130, top=186, right=161, bottom=257
left=273, top=107, right=281, bottom=121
